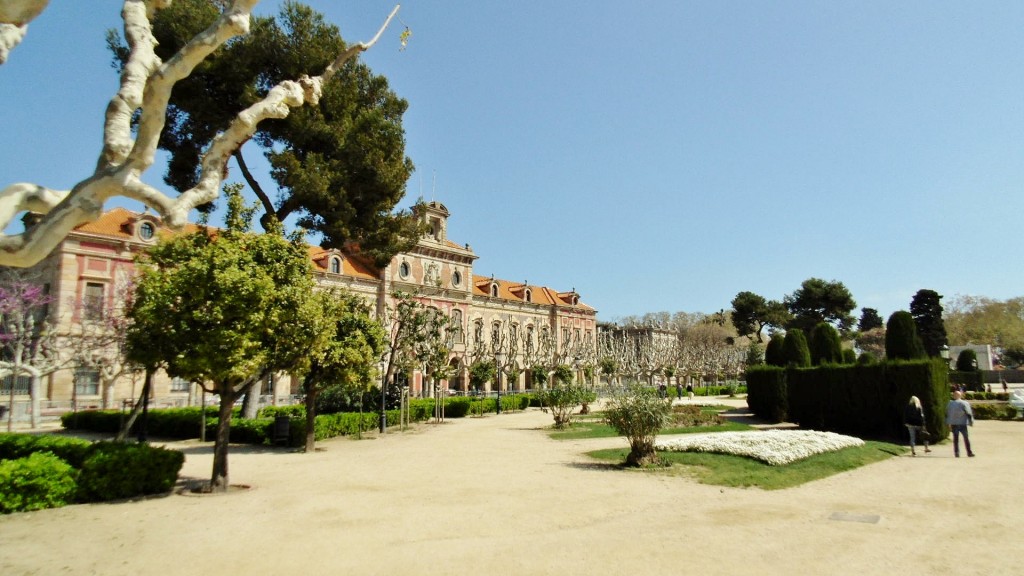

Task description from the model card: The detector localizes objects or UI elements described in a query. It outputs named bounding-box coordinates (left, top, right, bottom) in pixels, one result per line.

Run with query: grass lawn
left=586, top=440, right=903, bottom=490
left=549, top=405, right=749, bottom=440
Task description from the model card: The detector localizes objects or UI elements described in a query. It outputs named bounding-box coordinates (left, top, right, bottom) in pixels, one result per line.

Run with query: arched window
left=490, top=283, right=498, bottom=298
left=399, top=261, right=411, bottom=279
left=524, top=289, right=532, bottom=303
left=329, top=257, right=341, bottom=274
left=138, top=221, right=155, bottom=241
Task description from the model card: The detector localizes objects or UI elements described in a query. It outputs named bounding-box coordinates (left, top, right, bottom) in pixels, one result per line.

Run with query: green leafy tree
left=910, top=289, right=948, bottom=358
left=730, top=291, right=790, bottom=342
left=884, top=311, right=926, bottom=361
left=110, top=0, right=425, bottom=266
left=468, top=359, right=496, bottom=393
left=552, top=364, right=574, bottom=385
left=809, top=322, right=843, bottom=365
left=764, top=333, right=786, bottom=367
left=300, top=291, right=385, bottom=452
left=858, top=308, right=884, bottom=332
left=944, top=296, right=1024, bottom=355
left=955, top=349, right=978, bottom=372
left=784, top=278, right=856, bottom=334
left=536, top=384, right=590, bottom=429
left=126, top=188, right=323, bottom=491
left=782, top=329, right=811, bottom=367
left=604, top=385, right=671, bottom=467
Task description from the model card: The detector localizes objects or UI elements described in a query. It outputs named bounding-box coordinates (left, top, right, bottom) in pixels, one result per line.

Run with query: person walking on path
left=675, top=382, right=683, bottom=402
left=945, top=391, right=975, bottom=458
left=903, top=396, right=931, bottom=456
left=686, top=382, right=694, bottom=400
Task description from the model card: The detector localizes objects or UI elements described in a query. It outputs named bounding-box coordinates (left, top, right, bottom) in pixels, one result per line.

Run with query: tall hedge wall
left=746, top=359, right=948, bottom=440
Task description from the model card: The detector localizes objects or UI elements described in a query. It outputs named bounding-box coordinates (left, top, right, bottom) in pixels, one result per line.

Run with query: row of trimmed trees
left=761, top=311, right=942, bottom=369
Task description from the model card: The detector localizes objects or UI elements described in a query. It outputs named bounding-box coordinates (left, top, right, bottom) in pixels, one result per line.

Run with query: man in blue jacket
left=945, top=391, right=975, bottom=458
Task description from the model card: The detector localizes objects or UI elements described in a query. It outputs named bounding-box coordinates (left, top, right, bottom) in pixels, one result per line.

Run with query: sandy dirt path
left=1, top=402, right=1022, bottom=576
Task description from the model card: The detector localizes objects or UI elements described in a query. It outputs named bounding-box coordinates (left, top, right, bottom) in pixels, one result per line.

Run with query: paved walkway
left=1, top=399, right=1022, bottom=575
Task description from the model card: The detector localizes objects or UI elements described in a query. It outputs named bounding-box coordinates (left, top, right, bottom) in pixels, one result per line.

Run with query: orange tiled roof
left=74, top=207, right=202, bottom=239
left=472, top=275, right=593, bottom=311
left=308, top=247, right=378, bottom=280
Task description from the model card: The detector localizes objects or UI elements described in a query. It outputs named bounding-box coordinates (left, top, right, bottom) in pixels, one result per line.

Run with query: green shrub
left=955, top=349, right=978, bottom=372
left=972, top=403, right=1019, bottom=421
left=764, top=333, right=786, bottom=367
left=0, top=433, right=93, bottom=467
left=782, top=329, right=811, bottom=367
left=536, top=384, right=589, bottom=428
left=809, top=322, right=843, bottom=365
left=885, top=311, right=926, bottom=360
left=668, top=405, right=721, bottom=427
left=0, top=452, right=79, bottom=514
left=604, top=385, right=671, bottom=467
left=76, top=442, right=184, bottom=502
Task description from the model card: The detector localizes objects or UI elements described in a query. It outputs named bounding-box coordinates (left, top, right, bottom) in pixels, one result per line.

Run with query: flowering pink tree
left=0, top=269, right=60, bottom=430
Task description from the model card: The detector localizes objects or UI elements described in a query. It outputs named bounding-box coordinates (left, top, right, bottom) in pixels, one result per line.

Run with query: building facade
left=3, top=202, right=596, bottom=413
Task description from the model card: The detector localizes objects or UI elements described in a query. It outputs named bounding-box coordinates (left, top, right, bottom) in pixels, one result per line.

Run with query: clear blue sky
left=2, top=1, right=1023, bottom=323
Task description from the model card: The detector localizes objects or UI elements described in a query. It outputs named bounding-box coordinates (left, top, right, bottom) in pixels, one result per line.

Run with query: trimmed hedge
left=0, top=434, right=185, bottom=514
left=76, top=442, right=185, bottom=501
left=62, top=395, right=541, bottom=447
left=746, top=359, right=949, bottom=440
left=972, top=403, right=1020, bottom=421
left=0, top=433, right=93, bottom=467
left=746, top=366, right=787, bottom=423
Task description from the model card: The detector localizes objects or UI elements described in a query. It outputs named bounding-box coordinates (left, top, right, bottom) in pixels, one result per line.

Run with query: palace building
left=5, top=202, right=596, bottom=414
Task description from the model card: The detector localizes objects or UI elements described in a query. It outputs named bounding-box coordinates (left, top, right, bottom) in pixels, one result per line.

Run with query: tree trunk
left=29, top=372, right=40, bottom=429
left=239, top=379, right=260, bottom=419
left=137, top=371, right=152, bottom=442
left=304, top=385, right=317, bottom=453
left=210, top=386, right=236, bottom=492
left=116, top=370, right=153, bottom=442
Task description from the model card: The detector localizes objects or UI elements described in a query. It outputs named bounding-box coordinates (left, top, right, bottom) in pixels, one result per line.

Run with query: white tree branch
left=0, top=2, right=402, bottom=267
left=0, top=0, right=50, bottom=65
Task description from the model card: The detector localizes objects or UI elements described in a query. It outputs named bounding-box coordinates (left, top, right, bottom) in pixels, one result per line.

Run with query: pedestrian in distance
left=903, top=396, right=931, bottom=457
left=945, top=391, right=975, bottom=458
left=675, top=382, right=683, bottom=402
left=686, top=382, right=694, bottom=399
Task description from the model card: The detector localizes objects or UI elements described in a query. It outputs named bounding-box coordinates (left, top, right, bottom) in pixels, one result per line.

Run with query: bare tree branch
left=0, top=1, right=402, bottom=267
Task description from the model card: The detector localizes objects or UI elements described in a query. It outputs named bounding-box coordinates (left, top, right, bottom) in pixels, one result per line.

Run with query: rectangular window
left=0, top=374, right=31, bottom=395
left=170, top=377, right=190, bottom=393
left=84, top=282, right=105, bottom=321
left=74, top=368, right=100, bottom=396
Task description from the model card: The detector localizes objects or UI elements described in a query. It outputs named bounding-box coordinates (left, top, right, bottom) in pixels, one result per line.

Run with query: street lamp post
left=379, top=360, right=387, bottom=434
left=495, top=350, right=505, bottom=415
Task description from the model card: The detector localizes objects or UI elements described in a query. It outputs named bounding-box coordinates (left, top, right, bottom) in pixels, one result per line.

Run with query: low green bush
left=0, top=452, right=79, bottom=514
left=972, top=403, right=1019, bottom=421
left=76, top=442, right=184, bottom=502
left=0, top=433, right=93, bottom=468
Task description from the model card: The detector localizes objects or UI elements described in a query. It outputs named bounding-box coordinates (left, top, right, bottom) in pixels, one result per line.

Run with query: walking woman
left=903, top=396, right=931, bottom=456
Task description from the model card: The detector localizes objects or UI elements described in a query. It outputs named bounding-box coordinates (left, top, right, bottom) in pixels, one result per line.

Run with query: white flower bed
left=655, top=430, right=865, bottom=466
